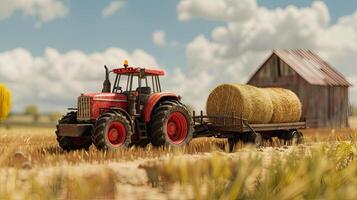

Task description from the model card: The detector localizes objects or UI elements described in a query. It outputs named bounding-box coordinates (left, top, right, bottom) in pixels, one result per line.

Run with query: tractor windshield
left=112, top=72, right=162, bottom=93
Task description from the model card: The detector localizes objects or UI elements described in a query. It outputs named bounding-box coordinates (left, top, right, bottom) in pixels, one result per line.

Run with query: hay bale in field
left=206, top=84, right=274, bottom=124
left=0, top=84, right=11, bottom=121
left=266, top=88, right=302, bottom=123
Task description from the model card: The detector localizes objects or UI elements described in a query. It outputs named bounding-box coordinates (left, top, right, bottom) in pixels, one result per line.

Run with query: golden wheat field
left=0, top=126, right=357, bottom=199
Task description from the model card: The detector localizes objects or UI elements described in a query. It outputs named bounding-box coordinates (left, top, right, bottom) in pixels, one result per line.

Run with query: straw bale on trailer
left=0, top=84, right=11, bottom=121
left=266, top=88, right=302, bottom=123
left=206, top=84, right=273, bottom=124
left=206, top=84, right=302, bottom=124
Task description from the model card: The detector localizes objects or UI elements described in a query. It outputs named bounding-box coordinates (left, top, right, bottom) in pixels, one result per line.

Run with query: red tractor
left=56, top=61, right=193, bottom=151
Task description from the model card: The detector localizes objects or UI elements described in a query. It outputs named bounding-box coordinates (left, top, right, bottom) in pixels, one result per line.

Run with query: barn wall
left=326, top=86, right=349, bottom=128
left=248, top=55, right=350, bottom=128
left=311, top=85, right=328, bottom=128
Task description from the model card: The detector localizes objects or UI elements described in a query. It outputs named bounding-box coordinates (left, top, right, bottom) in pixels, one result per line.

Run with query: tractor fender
left=109, top=107, right=135, bottom=131
left=143, top=92, right=179, bottom=122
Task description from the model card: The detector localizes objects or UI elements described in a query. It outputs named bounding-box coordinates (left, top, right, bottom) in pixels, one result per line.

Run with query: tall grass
left=149, top=138, right=357, bottom=199
left=0, top=127, right=356, bottom=199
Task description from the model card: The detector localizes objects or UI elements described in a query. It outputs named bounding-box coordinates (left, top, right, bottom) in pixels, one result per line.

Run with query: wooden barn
left=247, top=49, right=351, bottom=128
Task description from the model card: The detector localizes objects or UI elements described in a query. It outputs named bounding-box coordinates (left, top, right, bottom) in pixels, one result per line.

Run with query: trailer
left=192, top=111, right=306, bottom=152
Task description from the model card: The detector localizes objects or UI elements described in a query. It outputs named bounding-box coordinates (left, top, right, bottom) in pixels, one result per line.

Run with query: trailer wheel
left=92, top=111, right=132, bottom=150
left=149, top=101, right=193, bottom=147
left=55, top=112, right=92, bottom=151
left=247, top=132, right=262, bottom=148
left=291, top=131, right=304, bottom=145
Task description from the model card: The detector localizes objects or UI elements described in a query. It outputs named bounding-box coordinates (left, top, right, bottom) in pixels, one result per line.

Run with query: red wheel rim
left=166, top=111, right=188, bottom=145
left=106, top=121, right=126, bottom=147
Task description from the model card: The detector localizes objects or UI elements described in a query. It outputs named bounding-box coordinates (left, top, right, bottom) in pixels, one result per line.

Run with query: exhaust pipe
left=102, top=65, right=111, bottom=93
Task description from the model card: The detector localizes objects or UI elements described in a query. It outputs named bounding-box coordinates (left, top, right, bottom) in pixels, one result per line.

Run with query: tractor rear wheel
left=92, top=111, right=132, bottom=150
left=149, top=101, right=193, bottom=147
left=55, top=112, right=92, bottom=151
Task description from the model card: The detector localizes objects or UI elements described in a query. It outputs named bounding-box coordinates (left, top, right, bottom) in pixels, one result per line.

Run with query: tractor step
left=137, top=122, right=148, bottom=139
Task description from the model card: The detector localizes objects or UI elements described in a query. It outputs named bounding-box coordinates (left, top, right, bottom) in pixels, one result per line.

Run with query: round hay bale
left=0, top=84, right=11, bottom=121
left=266, top=88, right=302, bottom=123
left=206, top=84, right=273, bottom=124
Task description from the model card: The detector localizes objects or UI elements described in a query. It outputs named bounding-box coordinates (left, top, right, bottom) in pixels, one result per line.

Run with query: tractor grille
left=77, top=96, right=91, bottom=121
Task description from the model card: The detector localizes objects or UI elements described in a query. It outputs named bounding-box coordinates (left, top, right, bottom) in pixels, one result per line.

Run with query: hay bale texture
left=0, top=84, right=11, bottom=121
left=206, top=84, right=302, bottom=124
left=206, top=84, right=273, bottom=124
left=265, top=88, right=302, bottom=123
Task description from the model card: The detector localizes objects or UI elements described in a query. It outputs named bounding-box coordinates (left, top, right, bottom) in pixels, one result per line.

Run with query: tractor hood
left=80, top=92, right=127, bottom=102
left=77, top=92, right=128, bottom=121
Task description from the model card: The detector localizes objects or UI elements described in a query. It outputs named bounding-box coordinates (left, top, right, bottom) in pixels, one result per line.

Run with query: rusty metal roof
left=271, top=49, right=351, bottom=86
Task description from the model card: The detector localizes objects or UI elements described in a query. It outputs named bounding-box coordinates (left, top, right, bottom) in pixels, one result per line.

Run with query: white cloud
left=176, top=0, right=357, bottom=110
left=0, top=0, right=69, bottom=23
left=102, top=1, right=125, bottom=17
left=177, top=0, right=257, bottom=22
left=162, top=68, right=214, bottom=110
left=152, top=30, right=179, bottom=47
left=0, top=47, right=158, bottom=112
left=152, top=30, right=167, bottom=47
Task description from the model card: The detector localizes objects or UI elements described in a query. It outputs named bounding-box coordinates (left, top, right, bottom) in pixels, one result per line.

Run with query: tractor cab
left=101, top=62, right=166, bottom=117
left=111, top=66, right=164, bottom=94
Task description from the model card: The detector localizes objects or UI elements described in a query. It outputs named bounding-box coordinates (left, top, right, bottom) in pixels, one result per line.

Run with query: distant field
left=1, top=114, right=60, bottom=128
left=1, top=126, right=357, bottom=199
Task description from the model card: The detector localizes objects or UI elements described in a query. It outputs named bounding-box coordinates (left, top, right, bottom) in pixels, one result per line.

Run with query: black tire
left=149, top=100, right=193, bottom=147
left=55, top=112, right=92, bottom=151
left=92, top=111, right=132, bottom=150
left=291, top=131, right=304, bottom=145
left=246, top=132, right=262, bottom=148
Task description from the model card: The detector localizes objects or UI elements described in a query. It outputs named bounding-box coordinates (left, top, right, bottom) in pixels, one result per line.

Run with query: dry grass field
left=0, top=125, right=357, bottom=199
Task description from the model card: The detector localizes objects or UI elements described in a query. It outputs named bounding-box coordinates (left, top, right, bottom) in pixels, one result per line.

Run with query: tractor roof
left=112, top=67, right=165, bottom=76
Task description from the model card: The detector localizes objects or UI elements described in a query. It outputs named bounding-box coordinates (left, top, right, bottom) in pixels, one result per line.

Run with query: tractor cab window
left=112, top=72, right=162, bottom=94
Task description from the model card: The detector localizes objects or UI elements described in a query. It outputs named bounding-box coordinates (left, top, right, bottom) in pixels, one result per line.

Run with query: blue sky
left=1, top=0, right=357, bottom=112
left=1, top=0, right=356, bottom=69
left=0, top=0, right=221, bottom=69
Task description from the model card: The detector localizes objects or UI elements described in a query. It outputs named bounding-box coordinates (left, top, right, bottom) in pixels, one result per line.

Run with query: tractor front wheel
left=92, top=111, right=132, bottom=150
left=149, top=101, right=193, bottom=147
left=55, top=112, right=92, bottom=151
